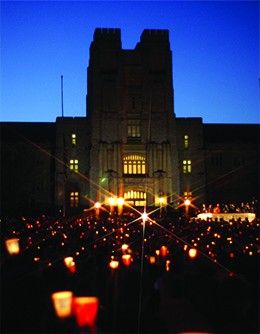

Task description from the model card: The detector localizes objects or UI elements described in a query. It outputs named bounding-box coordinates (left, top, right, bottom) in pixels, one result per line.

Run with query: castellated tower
left=87, top=28, right=179, bottom=207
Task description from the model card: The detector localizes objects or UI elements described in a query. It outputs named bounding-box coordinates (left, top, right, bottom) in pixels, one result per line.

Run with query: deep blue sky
left=1, top=1, right=259, bottom=124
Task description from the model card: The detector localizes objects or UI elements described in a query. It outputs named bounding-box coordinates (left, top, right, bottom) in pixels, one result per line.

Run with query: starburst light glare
left=184, top=199, right=191, bottom=206
left=141, top=212, right=148, bottom=223
left=94, top=202, right=101, bottom=208
left=117, top=197, right=124, bottom=206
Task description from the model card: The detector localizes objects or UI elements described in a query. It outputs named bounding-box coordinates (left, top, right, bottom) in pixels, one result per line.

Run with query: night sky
left=1, top=0, right=259, bottom=124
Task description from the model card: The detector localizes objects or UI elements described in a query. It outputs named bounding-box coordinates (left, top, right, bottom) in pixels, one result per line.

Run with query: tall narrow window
left=72, top=133, right=76, bottom=146
left=70, top=159, right=79, bottom=173
left=123, top=155, right=145, bottom=175
left=184, top=135, right=189, bottom=149
left=127, top=120, right=140, bottom=138
left=183, top=160, right=191, bottom=173
left=70, top=191, right=79, bottom=207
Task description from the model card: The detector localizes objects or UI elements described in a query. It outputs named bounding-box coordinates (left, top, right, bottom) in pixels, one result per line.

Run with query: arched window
left=123, top=155, right=146, bottom=175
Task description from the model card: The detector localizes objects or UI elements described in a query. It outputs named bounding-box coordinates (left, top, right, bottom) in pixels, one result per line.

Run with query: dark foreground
left=1, top=212, right=259, bottom=334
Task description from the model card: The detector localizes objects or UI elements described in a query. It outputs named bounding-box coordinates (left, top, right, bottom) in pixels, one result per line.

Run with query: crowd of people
left=200, top=198, right=259, bottom=215
left=1, top=206, right=259, bottom=333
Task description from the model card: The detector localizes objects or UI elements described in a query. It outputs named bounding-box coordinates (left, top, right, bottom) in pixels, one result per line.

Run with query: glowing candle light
left=166, top=260, right=171, bottom=271
left=121, top=244, right=129, bottom=253
left=109, top=260, right=119, bottom=269
left=5, top=238, right=20, bottom=255
left=160, top=245, right=168, bottom=257
left=52, top=291, right=73, bottom=319
left=64, top=256, right=74, bottom=267
left=122, top=254, right=132, bottom=266
left=73, top=296, right=99, bottom=330
left=149, top=256, right=156, bottom=264
left=188, top=248, right=198, bottom=259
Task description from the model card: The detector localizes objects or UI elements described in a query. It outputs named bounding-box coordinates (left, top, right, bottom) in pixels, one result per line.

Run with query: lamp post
left=109, top=197, right=116, bottom=216
left=184, top=198, right=191, bottom=218
left=159, top=196, right=164, bottom=217
left=117, top=197, right=124, bottom=216
left=94, top=202, right=101, bottom=219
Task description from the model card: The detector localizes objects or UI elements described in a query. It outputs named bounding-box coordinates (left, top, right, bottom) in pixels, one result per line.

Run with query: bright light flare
left=184, top=199, right=191, bottom=206
left=141, top=212, right=148, bottom=223
left=121, top=244, right=129, bottom=251
left=117, top=197, right=125, bottom=206
left=188, top=248, right=198, bottom=259
left=109, top=197, right=116, bottom=206
left=94, top=202, right=101, bottom=209
left=109, top=260, right=119, bottom=269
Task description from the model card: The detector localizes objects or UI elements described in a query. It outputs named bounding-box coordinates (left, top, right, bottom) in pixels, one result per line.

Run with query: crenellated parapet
left=93, top=28, right=121, bottom=46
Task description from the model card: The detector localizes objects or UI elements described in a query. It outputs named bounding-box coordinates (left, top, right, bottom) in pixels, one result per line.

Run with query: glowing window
left=72, top=133, right=76, bottom=146
left=124, top=191, right=146, bottom=206
left=183, top=160, right=191, bottom=173
left=70, top=191, right=79, bottom=207
left=184, top=135, right=189, bottom=149
left=70, top=159, right=79, bottom=173
left=127, top=120, right=140, bottom=138
left=124, top=191, right=147, bottom=199
left=123, top=155, right=145, bottom=174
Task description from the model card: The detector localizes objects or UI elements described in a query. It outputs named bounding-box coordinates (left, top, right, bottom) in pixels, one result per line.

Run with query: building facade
left=1, top=28, right=259, bottom=217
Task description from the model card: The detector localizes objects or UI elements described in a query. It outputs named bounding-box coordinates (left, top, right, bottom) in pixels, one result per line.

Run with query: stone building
left=1, top=28, right=259, bottom=217
left=87, top=28, right=180, bottom=209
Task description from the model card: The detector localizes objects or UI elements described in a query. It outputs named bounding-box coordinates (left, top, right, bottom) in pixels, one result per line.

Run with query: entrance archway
left=124, top=190, right=147, bottom=207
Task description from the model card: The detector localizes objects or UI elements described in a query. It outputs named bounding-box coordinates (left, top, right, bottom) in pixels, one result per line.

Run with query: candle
left=51, top=291, right=73, bottom=319
left=5, top=238, right=20, bottom=255
left=122, top=254, right=131, bottom=266
left=73, top=296, right=99, bottom=330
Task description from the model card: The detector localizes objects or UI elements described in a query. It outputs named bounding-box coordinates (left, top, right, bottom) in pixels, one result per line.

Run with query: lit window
left=184, top=191, right=192, bottom=198
left=124, top=190, right=147, bottom=207
left=70, top=159, right=79, bottom=173
left=183, top=160, right=191, bottom=173
left=70, top=191, right=79, bottom=207
left=123, top=155, right=145, bottom=174
left=127, top=120, right=140, bottom=138
left=184, top=135, right=189, bottom=149
left=72, top=134, right=76, bottom=146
